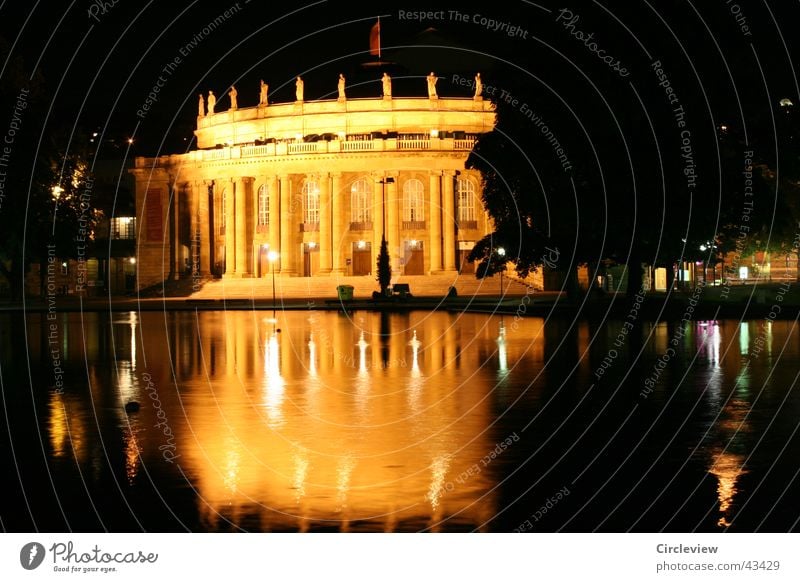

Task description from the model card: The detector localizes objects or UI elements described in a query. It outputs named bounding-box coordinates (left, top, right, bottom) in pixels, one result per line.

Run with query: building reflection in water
left=166, top=311, right=525, bottom=531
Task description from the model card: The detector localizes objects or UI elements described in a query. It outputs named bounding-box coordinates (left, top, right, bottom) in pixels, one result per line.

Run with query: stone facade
left=131, top=95, right=496, bottom=291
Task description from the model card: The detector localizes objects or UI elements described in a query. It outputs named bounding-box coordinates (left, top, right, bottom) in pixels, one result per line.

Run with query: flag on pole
left=369, top=18, right=381, bottom=59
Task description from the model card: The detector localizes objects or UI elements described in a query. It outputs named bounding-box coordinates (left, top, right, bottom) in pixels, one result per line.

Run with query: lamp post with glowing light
left=497, top=247, right=506, bottom=298
left=268, top=250, right=279, bottom=311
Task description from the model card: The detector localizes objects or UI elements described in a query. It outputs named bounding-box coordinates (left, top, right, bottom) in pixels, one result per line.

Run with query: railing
left=300, top=222, right=319, bottom=232
left=203, top=149, right=229, bottom=160
left=402, top=221, right=426, bottom=230
left=398, top=139, right=430, bottom=150
left=288, top=142, right=319, bottom=154
left=240, top=145, right=272, bottom=157
left=188, top=136, right=476, bottom=165
left=342, top=140, right=375, bottom=151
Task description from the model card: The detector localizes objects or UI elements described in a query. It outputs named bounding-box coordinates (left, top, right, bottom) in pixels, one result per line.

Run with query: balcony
left=402, top=221, right=426, bottom=230
left=457, top=220, right=478, bottom=231
left=301, top=222, right=319, bottom=232
left=349, top=221, right=373, bottom=231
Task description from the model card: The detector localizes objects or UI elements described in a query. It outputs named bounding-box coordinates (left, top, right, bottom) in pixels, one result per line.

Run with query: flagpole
left=378, top=16, right=381, bottom=61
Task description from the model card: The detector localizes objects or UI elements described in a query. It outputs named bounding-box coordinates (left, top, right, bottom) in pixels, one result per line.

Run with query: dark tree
left=376, top=236, right=391, bottom=296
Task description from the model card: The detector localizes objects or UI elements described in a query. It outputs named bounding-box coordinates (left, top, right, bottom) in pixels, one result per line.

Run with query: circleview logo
left=20, top=542, right=46, bottom=570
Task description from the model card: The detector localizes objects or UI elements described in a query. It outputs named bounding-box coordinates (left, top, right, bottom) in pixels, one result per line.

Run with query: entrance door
left=459, top=250, right=475, bottom=274
left=303, top=243, right=319, bottom=277
left=404, top=241, right=424, bottom=275
left=352, top=242, right=372, bottom=276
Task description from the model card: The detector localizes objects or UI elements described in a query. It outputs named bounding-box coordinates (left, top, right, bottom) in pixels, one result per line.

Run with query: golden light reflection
left=292, top=452, right=309, bottom=503
left=708, top=449, right=747, bottom=528
left=307, top=333, right=317, bottom=377
left=357, top=330, right=369, bottom=375
left=497, top=319, right=508, bottom=373
left=158, top=311, right=511, bottom=530
left=48, top=392, right=86, bottom=462
left=409, top=330, right=422, bottom=376
left=426, top=454, right=452, bottom=512
left=263, top=331, right=284, bottom=426
left=123, top=426, right=142, bottom=485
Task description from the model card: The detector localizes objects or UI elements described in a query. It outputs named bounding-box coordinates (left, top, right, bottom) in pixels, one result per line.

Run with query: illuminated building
left=130, top=83, right=496, bottom=293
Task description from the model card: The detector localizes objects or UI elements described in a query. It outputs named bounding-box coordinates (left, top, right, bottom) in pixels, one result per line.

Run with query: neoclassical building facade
left=131, top=89, right=496, bottom=291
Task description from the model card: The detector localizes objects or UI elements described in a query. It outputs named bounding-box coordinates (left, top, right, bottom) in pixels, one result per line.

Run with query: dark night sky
left=1, top=1, right=798, bottom=168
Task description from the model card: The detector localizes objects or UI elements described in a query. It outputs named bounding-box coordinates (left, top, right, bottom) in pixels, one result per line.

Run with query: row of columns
left=174, top=170, right=461, bottom=280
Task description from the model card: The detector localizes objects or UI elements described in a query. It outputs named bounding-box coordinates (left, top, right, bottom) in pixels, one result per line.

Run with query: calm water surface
left=2, top=310, right=799, bottom=532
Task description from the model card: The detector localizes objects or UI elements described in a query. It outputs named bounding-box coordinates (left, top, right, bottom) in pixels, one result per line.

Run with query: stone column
left=279, top=174, right=295, bottom=275
left=171, top=181, right=181, bottom=280
left=267, top=175, right=280, bottom=273
left=235, top=177, right=251, bottom=277
left=428, top=171, right=442, bottom=273
left=442, top=170, right=456, bottom=271
left=222, top=177, right=235, bottom=277
left=319, top=172, right=332, bottom=274
left=332, top=173, right=345, bottom=274
left=190, top=182, right=199, bottom=278
left=386, top=172, right=400, bottom=273
left=199, top=181, right=211, bottom=276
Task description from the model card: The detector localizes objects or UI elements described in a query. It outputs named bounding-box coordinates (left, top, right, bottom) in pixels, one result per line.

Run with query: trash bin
left=337, top=285, right=354, bottom=301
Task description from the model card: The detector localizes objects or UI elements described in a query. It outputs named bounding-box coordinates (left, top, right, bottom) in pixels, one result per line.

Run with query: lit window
left=457, top=179, right=476, bottom=222
left=402, top=179, right=424, bottom=222
left=111, top=217, right=136, bottom=239
left=303, top=180, right=320, bottom=224
left=350, top=179, right=370, bottom=223
left=258, top=185, right=269, bottom=226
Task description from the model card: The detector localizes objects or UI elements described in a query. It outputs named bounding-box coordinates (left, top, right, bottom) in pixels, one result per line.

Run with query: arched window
left=402, top=179, right=425, bottom=223
left=457, top=179, right=476, bottom=223
left=257, top=185, right=269, bottom=226
left=303, top=179, right=320, bottom=224
left=350, top=179, right=371, bottom=225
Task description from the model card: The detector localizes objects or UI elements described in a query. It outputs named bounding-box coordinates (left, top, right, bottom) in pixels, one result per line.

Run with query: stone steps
left=190, top=272, right=530, bottom=299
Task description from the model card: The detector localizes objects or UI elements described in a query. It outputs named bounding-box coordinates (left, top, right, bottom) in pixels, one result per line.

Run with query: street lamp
left=268, top=250, right=279, bottom=315
left=376, top=177, right=395, bottom=242
left=497, top=247, right=506, bottom=299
